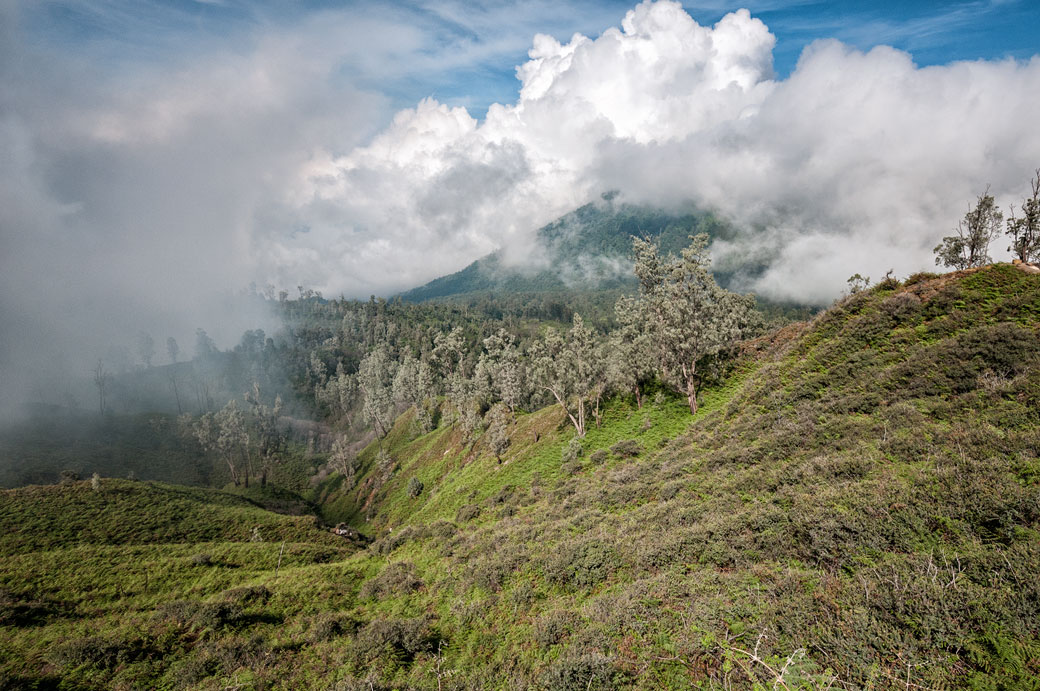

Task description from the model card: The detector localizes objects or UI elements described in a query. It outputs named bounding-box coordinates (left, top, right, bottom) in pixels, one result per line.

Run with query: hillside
left=2, top=264, right=1038, bottom=689
left=398, top=200, right=742, bottom=302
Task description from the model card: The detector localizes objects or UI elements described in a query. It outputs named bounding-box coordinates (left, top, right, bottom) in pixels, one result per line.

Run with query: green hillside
left=2, top=265, right=1039, bottom=689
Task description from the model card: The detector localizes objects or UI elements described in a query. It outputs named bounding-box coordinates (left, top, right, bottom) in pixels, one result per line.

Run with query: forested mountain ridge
left=2, top=263, right=1039, bottom=689
left=398, top=200, right=743, bottom=302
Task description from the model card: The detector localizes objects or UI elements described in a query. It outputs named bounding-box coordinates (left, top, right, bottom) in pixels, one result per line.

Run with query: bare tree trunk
left=169, top=372, right=182, bottom=414
left=544, top=387, right=584, bottom=437
left=682, top=362, right=698, bottom=415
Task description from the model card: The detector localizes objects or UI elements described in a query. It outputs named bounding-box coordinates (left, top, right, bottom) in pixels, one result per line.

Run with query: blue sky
left=16, top=0, right=1040, bottom=120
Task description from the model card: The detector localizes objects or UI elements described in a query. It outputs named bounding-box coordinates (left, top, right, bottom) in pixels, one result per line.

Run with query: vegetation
left=934, top=188, right=1003, bottom=269
left=1, top=259, right=1038, bottom=688
left=3, top=194, right=1040, bottom=688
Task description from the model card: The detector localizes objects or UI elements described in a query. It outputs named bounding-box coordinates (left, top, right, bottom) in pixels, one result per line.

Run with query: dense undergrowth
left=1, top=264, right=1038, bottom=689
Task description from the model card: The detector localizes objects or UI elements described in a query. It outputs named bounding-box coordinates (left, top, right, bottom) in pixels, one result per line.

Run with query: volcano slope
left=3, top=264, right=1040, bottom=690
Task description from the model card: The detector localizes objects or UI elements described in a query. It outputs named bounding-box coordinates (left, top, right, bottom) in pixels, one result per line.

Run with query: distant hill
left=398, top=198, right=745, bottom=302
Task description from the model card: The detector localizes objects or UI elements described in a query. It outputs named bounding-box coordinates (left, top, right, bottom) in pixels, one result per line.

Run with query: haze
left=2, top=0, right=1040, bottom=418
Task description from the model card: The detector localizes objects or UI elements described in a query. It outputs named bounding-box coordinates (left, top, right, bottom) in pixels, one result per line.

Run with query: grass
left=2, top=266, right=1039, bottom=689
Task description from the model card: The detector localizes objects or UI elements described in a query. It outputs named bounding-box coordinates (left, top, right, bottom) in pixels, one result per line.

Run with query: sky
left=2, top=0, right=1040, bottom=414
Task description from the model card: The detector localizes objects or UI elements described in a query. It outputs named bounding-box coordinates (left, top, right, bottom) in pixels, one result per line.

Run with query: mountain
left=398, top=198, right=746, bottom=302
left=4, top=264, right=1038, bottom=689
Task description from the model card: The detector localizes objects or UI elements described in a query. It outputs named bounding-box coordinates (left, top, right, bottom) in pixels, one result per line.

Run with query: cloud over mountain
left=280, top=0, right=1040, bottom=302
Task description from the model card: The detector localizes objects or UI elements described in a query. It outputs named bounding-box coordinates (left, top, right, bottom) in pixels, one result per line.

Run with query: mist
left=3, top=0, right=1040, bottom=418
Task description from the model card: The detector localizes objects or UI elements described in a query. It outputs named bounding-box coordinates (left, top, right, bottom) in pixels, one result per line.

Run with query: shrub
left=159, top=599, right=246, bottom=630
left=352, top=617, right=436, bottom=664
left=538, top=653, right=621, bottom=690
left=562, top=437, right=583, bottom=464
left=610, top=439, right=643, bottom=458
left=189, top=552, right=213, bottom=567
left=308, top=612, right=358, bottom=643
left=50, top=634, right=151, bottom=670
left=456, top=504, right=481, bottom=522
left=359, top=562, right=423, bottom=599
left=588, top=449, right=608, bottom=465
left=533, top=609, right=578, bottom=648
left=220, top=584, right=271, bottom=607
left=407, top=477, right=424, bottom=498
left=544, top=540, right=623, bottom=589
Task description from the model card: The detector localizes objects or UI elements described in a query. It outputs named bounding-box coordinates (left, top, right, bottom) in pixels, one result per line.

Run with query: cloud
left=277, top=2, right=778, bottom=293
left=4, top=0, right=1040, bottom=416
left=280, top=0, right=1040, bottom=304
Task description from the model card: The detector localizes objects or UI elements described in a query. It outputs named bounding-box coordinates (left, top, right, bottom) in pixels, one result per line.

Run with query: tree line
left=295, top=234, right=759, bottom=453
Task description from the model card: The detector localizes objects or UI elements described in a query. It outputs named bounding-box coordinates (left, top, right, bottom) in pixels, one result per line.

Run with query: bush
left=308, top=612, right=358, bottom=643
left=352, top=617, right=436, bottom=664
left=544, top=540, right=623, bottom=589
left=456, top=504, right=481, bottom=522
left=538, top=653, right=621, bottom=690
left=562, top=437, right=583, bottom=464
left=189, top=552, right=213, bottom=567
left=220, top=584, right=271, bottom=606
left=359, top=562, right=423, bottom=599
left=50, top=635, right=151, bottom=670
left=588, top=449, right=608, bottom=465
left=610, top=440, right=643, bottom=458
left=407, top=477, right=424, bottom=498
left=533, top=609, right=578, bottom=649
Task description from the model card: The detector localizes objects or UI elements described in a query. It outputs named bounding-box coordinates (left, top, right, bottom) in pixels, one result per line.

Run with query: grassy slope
left=2, top=265, right=1039, bottom=690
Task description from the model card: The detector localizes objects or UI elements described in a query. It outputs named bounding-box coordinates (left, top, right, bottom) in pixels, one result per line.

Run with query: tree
left=166, top=337, right=180, bottom=364
left=358, top=346, right=396, bottom=437
left=92, top=359, right=110, bottom=416
left=215, top=400, right=249, bottom=487
left=934, top=189, right=1002, bottom=269
left=136, top=331, right=155, bottom=368
left=244, top=382, right=284, bottom=487
left=477, top=329, right=525, bottom=414
left=530, top=315, right=602, bottom=437
left=329, top=435, right=359, bottom=488
left=195, top=328, right=217, bottom=359
left=608, top=295, right=656, bottom=409
left=1007, top=169, right=1040, bottom=263
left=632, top=234, right=756, bottom=415
left=392, top=354, right=436, bottom=433
left=486, top=402, right=512, bottom=462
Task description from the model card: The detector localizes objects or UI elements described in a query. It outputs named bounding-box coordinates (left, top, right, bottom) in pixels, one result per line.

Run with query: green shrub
left=308, top=612, right=358, bottom=643
left=189, top=552, right=213, bottom=566
left=220, top=584, right=271, bottom=607
left=544, top=539, right=623, bottom=589
left=533, top=609, right=578, bottom=649
left=359, top=561, right=423, bottom=599
left=456, top=504, right=481, bottom=522
left=352, top=617, right=437, bottom=664
left=407, top=477, right=424, bottom=498
left=562, top=437, right=583, bottom=464
left=538, top=653, right=622, bottom=690
left=610, top=440, right=643, bottom=458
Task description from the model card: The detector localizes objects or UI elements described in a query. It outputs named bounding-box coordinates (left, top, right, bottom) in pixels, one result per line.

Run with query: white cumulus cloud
left=274, top=0, right=1040, bottom=303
